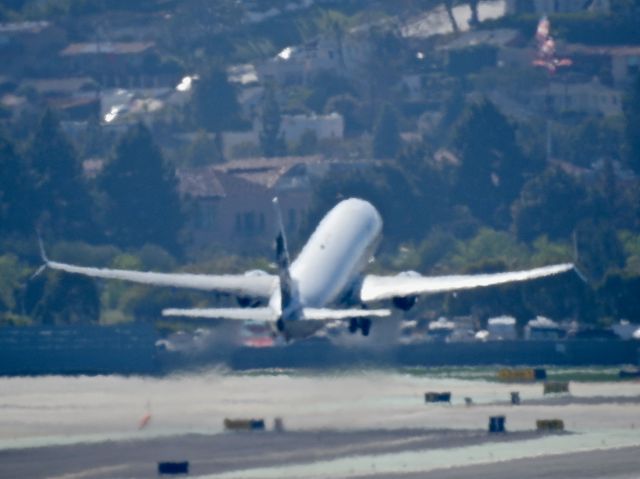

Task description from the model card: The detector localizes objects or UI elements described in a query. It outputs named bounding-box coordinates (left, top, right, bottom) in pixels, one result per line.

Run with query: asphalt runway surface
left=1, top=369, right=639, bottom=478
left=0, top=429, right=542, bottom=479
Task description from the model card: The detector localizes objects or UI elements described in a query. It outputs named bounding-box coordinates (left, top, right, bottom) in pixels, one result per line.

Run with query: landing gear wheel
left=276, top=319, right=285, bottom=332
left=360, top=318, right=371, bottom=337
left=348, top=318, right=358, bottom=334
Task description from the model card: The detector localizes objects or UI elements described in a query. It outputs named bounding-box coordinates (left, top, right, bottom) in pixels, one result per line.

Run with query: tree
left=260, top=86, right=287, bottom=157
left=574, top=219, right=625, bottom=282
left=27, top=110, right=94, bottom=239
left=372, top=103, right=401, bottom=159
left=325, top=94, right=370, bottom=137
left=452, top=99, right=527, bottom=226
left=191, top=66, right=242, bottom=135
left=28, top=272, right=100, bottom=325
left=512, top=167, right=589, bottom=242
left=307, top=164, right=429, bottom=246
left=294, top=130, right=318, bottom=156
left=623, top=74, right=640, bottom=173
left=558, top=116, right=624, bottom=168
left=100, top=124, right=183, bottom=252
left=0, top=135, right=34, bottom=235
left=184, top=130, right=223, bottom=166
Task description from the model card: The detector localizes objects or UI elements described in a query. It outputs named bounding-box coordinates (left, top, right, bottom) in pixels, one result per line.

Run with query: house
left=258, top=35, right=370, bottom=85
left=221, top=113, right=344, bottom=158
left=177, top=156, right=327, bottom=251
left=59, top=42, right=182, bottom=89
left=21, top=77, right=100, bottom=120
left=505, top=0, right=610, bottom=15
left=531, top=78, right=623, bottom=116
left=281, top=112, right=344, bottom=144
left=0, top=21, right=66, bottom=76
left=565, top=44, right=640, bottom=87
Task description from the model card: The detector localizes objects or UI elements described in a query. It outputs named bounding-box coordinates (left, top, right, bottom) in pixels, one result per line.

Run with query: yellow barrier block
left=543, top=381, right=569, bottom=394
left=536, top=419, right=565, bottom=431
left=497, top=368, right=535, bottom=382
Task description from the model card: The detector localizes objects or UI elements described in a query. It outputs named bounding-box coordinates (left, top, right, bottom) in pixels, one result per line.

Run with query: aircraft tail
left=272, top=198, right=300, bottom=319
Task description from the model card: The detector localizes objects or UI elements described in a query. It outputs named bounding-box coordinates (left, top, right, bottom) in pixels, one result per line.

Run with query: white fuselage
left=268, top=198, right=383, bottom=318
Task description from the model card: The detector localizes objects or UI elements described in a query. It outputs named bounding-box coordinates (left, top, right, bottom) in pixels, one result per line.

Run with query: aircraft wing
left=45, top=259, right=278, bottom=299
left=360, top=263, right=575, bottom=303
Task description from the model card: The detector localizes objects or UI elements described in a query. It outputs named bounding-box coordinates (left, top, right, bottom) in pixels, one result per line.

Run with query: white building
left=525, top=316, right=564, bottom=340
left=258, top=35, right=370, bottom=85
left=281, top=112, right=344, bottom=143
left=221, top=112, right=344, bottom=158
left=487, top=316, right=517, bottom=340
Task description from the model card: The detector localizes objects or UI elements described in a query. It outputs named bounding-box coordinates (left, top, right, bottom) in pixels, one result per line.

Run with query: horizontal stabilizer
left=302, top=308, right=391, bottom=320
left=162, top=307, right=391, bottom=322
left=162, top=307, right=278, bottom=321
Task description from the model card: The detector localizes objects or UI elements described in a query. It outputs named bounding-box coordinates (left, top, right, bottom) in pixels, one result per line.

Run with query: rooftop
left=60, top=42, right=155, bottom=56
left=176, top=167, right=226, bottom=199
left=565, top=44, right=640, bottom=56
left=0, top=21, right=51, bottom=34
left=22, top=77, right=96, bottom=95
left=213, top=155, right=324, bottom=189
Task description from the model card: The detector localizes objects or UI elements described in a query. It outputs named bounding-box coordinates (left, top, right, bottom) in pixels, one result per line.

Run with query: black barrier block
left=424, top=392, right=451, bottom=403
left=489, top=416, right=506, bottom=433
left=534, top=368, right=547, bottom=381
left=158, top=461, right=189, bottom=475
left=250, top=419, right=265, bottom=430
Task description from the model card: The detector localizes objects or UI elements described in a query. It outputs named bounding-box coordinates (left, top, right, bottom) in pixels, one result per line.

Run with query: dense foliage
left=0, top=1, right=639, bottom=327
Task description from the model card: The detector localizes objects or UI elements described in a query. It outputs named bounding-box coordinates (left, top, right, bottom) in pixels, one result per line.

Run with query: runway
left=1, top=368, right=639, bottom=478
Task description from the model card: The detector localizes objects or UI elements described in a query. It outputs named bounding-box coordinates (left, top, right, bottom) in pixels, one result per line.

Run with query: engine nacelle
left=392, top=271, right=420, bottom=311
left=237, top=296, right=262, bottom=308
left=237, top=269, right=269, bottom=307
left=392, top=295, right=418, bottom=311
left=244, top=269, right=269, bottom=277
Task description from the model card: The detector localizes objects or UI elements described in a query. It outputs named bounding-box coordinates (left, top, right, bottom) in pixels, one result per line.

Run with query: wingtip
left=37, top=233, right=49, bottom=263
left=572, top=265, right=588, bottom=283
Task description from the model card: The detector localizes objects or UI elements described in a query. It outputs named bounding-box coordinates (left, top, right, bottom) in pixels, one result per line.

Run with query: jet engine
left=391, top=271, right=420, bottom=311
left=348, top=317, right=372, bottom=336
left=237, top=269, right=269, bottom=307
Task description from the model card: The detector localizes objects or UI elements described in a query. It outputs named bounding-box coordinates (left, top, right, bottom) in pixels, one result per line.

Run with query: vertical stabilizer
left=272, top=198, right=299, bottom=318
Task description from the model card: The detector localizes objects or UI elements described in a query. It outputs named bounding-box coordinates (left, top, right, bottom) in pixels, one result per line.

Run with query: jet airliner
left=42, top=198, right=574, bottom=340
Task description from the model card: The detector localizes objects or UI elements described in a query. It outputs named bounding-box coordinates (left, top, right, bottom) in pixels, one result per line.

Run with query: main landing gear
left=348, top=318, right=372, bottom=336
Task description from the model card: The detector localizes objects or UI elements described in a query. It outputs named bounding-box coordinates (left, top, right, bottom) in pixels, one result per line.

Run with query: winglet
left=37, top=233, right=49, bottom=263
left=31, top=234, right=49, bottom=279
left=573, top=264, right=588, bottom=284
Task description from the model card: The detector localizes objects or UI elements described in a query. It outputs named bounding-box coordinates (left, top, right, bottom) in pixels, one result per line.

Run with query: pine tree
left=453, top=99, right=527, bottom=226
left=259, top=86, right=286, bottom=157
left=372, top=103, right=401, bottom=159
left=27, top=110, right=94, bottom=239
left=192, top=67, right=241, bottom=134
left=100, top=124, right=183, bottom=252
left=0, top=135, right=34, bottom=235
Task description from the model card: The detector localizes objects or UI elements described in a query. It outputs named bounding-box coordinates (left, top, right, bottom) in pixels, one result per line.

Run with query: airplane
left=41, top=198, right=575, bottom=341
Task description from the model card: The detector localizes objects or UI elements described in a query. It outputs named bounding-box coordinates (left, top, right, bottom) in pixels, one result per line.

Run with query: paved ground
left=1, top=370, right=639, bottom=478
left=366, top=446, right=640, bottom=479
left=0, top=429, right=546, bottom=479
